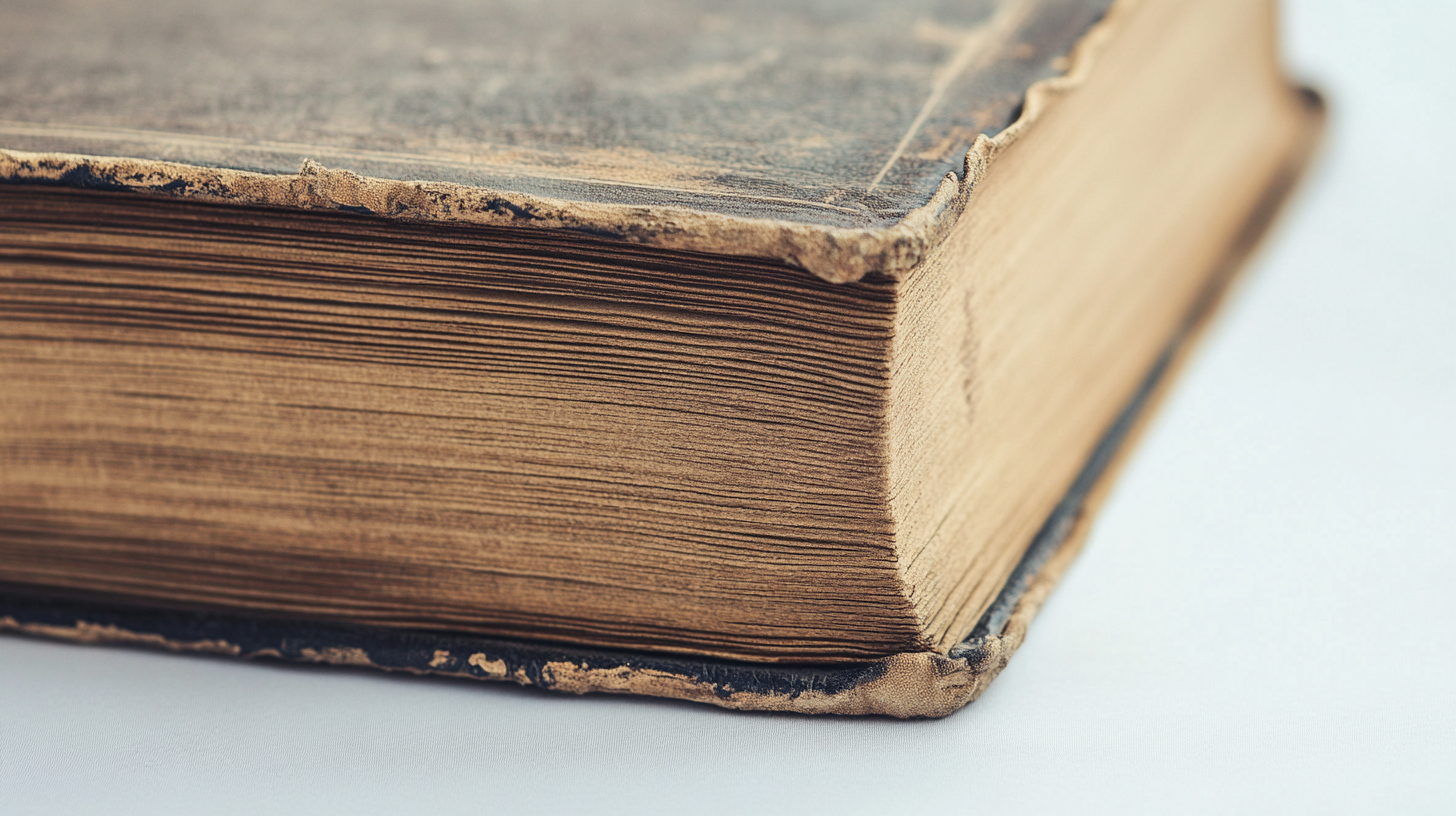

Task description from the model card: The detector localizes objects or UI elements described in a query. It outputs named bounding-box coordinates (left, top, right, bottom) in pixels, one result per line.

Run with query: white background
left=2, top=1, right=1453, bottom=812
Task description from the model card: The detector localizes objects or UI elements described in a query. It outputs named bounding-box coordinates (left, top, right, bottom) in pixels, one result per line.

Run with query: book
left=0, top=0, right=1321, bottom=717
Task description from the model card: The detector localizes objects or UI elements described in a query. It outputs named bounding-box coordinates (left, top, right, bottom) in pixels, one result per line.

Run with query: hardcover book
left=0, top=0, right=1322, bottom=716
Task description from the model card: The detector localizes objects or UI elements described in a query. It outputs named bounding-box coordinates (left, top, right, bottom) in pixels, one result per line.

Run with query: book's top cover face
left=0, top=0, right=1110, bottom=278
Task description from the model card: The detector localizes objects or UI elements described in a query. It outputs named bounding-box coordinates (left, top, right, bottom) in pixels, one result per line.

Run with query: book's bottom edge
left=0, top=520, right=1082, bottom=721
left=0, top=88, right=1325, bottom=719
left=0, top=534, right=1071, bottom=721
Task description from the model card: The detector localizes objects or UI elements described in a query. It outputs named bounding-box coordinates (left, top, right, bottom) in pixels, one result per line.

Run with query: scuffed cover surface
left=0, top=0, right=1110, bottom=227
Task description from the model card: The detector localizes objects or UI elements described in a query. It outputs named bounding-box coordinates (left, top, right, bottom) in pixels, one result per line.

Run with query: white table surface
left=3, top=1, right=1453, bottom=813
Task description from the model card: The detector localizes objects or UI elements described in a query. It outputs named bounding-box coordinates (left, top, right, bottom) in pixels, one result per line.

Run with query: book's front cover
left=0, top=0, right=1112, bottom=229
left=0, top=0, right=1119, bottom=282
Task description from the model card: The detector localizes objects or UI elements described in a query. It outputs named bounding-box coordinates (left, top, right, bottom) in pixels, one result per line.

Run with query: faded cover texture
left=0, top=0, right=1113, bottom=281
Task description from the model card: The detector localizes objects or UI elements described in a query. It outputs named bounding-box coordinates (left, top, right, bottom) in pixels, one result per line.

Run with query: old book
left=0, top=0, right=1320, bottom=717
